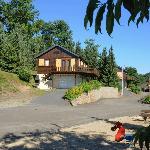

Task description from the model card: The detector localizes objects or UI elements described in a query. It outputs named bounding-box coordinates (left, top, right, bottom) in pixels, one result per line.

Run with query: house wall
left=36, top=47, right=78, bottom=74
left=36, top=74, right=52, bottom=90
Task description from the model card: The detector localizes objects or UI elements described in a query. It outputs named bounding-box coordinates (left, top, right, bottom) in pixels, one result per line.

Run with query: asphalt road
left=0, top=89, right=149, bottom=136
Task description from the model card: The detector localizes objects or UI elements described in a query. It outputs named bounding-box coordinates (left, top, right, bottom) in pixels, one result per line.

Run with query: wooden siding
left=36, top=47, right=99, bottom=76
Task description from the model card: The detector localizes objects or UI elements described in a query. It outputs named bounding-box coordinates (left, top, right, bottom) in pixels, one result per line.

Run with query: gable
left=36, top=45, right=79, bottom=59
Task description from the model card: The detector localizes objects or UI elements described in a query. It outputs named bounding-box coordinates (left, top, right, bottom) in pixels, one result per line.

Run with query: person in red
left=111, top=121, right=125, bottom=142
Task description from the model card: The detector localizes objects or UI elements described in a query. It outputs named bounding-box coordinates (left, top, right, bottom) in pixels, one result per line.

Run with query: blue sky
left=33, top=0, right=150, bottom=74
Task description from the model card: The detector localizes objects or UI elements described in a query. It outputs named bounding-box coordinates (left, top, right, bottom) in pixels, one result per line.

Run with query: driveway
left=0, top=89, right=149, bottom=136
left=31, top=89, right=69, bottom=107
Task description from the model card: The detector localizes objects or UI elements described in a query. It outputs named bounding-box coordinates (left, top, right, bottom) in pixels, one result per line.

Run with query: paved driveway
left=31, top=89, right=69, bottom=107
left=0, top=89, right=149, bottom=136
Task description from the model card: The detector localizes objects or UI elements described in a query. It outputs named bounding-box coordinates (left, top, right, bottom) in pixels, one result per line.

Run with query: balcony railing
left=37, top=66, right=99, bottom=76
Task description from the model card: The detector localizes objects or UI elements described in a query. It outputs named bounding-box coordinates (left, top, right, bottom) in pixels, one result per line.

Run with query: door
left=53, top=75, right=75, bottom=89
left=61, top=60, right=71, bottom=71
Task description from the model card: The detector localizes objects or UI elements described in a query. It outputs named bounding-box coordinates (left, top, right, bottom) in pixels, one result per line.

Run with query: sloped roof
left=35, top=45, right=79, bottom=58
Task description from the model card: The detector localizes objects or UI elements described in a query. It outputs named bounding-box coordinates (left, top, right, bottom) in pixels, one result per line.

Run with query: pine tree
left=107, top=46, right=119, bottom=87
left=98, top=47, right=109, bottom=85
left=98, top=46, right=119, bottom=87
left=84, top=39, right=99, bottom=68
left=75, top=41, right=83, bottom=57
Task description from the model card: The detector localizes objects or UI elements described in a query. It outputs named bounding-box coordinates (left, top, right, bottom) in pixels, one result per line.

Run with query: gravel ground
left=0, top=115, right=149, bottom=150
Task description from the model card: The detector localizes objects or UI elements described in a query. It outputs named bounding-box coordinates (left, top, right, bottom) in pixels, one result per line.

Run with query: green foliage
left=64, top=80, right=101, bottom=101
left=83, top=39, right=99, bottom=68
left=98, top=46, right=119, bottom=88
left=0, top=70, right=24, bottom=94
left=85, top=0, right=150, bottom=35
left=41, top=20, right=75, bottom=50
left=17, top=68, right=32, bottom=82
left=142, top=95, right=150, bottom=104
left=125, top=67, right=149, bottom=90
left=133, top=125, right=150, bottom=150
left=0, top=0, right=38, bottom=31
left=75, top=41, right=84, bottom=57
left=129, top=84, right=140, bottom=94
left=0, top=0, right=76, bottom=75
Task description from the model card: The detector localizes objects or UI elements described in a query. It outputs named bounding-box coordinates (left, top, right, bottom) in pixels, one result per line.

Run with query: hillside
left=0, top=70, right=45, bottom=108
left=0, top=70, right=27, bottom=95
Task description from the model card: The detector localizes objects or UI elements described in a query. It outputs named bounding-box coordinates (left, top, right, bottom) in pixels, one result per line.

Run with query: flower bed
left=64, top=80, right=119, bottom=106
left=64, top=80, right=101, bottom=101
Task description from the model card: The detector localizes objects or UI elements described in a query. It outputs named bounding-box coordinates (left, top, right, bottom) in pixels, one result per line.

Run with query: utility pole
left=121, top=66, right=124, bottom=96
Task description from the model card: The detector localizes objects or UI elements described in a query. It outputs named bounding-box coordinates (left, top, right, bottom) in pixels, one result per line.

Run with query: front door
left=61, top=60, right=70, bottom=71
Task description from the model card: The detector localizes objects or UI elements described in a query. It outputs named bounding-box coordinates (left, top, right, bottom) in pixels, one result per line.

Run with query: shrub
left=80, top=82, right=92, bottom=93
left=129, top=84, right=140, bottom=94
left=134, top=125, right=150, bottom=150
left=64, top=80, right=101, bottom=101
left=64, top=86, right=83, bottom=101
left=17, top=68, right=32, bottom=82
left=142, top=95, right=150, bottom=104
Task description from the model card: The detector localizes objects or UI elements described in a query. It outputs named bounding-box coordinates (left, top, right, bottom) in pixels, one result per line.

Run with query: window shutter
left=39, top=59, right=44, bottom=66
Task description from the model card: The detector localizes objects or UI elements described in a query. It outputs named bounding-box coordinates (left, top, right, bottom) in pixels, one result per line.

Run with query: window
left=39, top=59, right=44, bottom=66
left=45, top=60, right=49, bottom=66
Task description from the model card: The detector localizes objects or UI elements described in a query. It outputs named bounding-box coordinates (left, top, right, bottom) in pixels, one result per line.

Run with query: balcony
left=37, top=66, right=99, bottom=76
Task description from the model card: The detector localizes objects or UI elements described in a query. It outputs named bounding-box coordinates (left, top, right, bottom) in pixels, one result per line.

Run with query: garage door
left=53, top=75, right=75, bottom=89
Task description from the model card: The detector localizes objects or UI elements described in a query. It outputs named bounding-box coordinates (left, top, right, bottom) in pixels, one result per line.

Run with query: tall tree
left=125, top=67, right=140, bottom=86
left=75, top=41, right=84, bottom=57
left=98, top=47, right=109, bottom=85
left=41, top=20, right=75, bottom=50
left=107, top=46, right=119, bottom=87
left=0, top=0, right=38, bottom=32
left=98, top=47, right=119, bottom=87
left=84, top=39, right=99, bottom=68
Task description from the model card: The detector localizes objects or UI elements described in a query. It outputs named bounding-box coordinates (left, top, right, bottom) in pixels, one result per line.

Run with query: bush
left=17, top=68, right=32, bottom=82
left=64, top=80, right=101, bottom=101
left=129, top=84, right=140, bottom=94
left=134, top=125, right=150, bottom=150
left=142, top=95, right=150, bottom=104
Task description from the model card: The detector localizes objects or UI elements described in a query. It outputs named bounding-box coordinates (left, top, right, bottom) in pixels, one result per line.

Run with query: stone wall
left=70, top=87, right=119, bottom=106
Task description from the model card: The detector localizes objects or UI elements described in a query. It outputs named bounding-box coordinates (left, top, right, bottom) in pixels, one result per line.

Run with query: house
left=35, top=45, right=99, bottom=89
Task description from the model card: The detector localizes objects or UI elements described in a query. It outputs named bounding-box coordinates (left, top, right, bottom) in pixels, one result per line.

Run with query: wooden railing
left=37, top=66, right=99, bottom=76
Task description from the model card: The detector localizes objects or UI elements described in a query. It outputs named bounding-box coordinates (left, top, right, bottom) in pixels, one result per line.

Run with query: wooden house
left=35, top=45, right=99, bottom=89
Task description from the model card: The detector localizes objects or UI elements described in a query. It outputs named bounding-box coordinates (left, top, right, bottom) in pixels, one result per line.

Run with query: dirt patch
left=0, top=116, right=149, bottom=149
left=0, top=87, right=47, bottom=108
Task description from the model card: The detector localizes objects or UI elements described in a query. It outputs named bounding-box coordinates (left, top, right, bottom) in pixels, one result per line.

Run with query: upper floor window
left=39, top=59, right=44, bottom=66
left=45, top=60, right=49, bottom=66
left=38, top=59, right=49, bottom=66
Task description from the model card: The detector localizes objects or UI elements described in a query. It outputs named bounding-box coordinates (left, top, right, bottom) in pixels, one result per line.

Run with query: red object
left=112, top=122, right=125, bottom=142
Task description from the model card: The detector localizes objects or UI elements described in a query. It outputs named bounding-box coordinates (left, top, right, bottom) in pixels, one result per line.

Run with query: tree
left=0, top=0, right=38, bottom=32
left=75, top=41, right=84, bottom=57
left=125, top=66, right=140, bottom=86
left=98, top=47, right=109, bottom=85
left=84, top=0, right=150, bottom=36
left=83, top=39, right=99, bottom=68
left=107, top=46, right=119, bottom=87
left=98, top=47, right=119, bottom=87
left=41, top=20, right=75, bottom=50
left=0, top=20, right=45, bottom=73
left=0, top=24, right=33, bottom=73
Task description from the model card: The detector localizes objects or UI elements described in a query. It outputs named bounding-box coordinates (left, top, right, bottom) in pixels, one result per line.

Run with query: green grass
left=0, top=70, right=25, bottom=94
left=0, top=70, right=46, bottom=96
left=142, top=95, right=150, bottom=104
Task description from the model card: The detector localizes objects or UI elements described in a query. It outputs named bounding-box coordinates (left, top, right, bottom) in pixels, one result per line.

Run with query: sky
left=33, top=0, right=150, bottom=74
